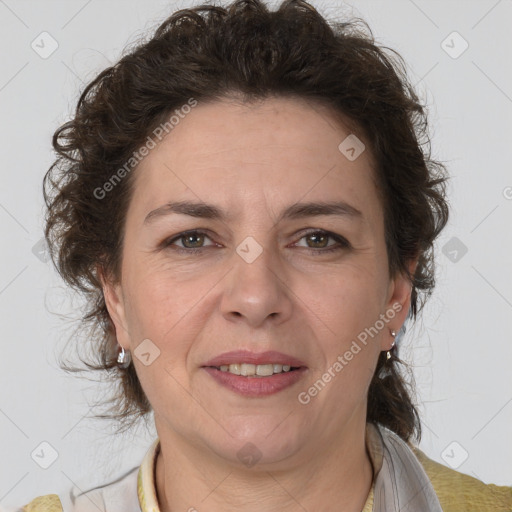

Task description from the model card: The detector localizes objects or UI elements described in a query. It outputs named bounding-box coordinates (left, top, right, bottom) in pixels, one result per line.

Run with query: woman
left=21, top=0, right=511, bottom=511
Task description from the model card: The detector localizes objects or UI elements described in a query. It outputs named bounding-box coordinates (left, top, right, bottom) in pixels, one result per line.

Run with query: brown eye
left=162, top=230, right=216, bottom=252
left=294, top=229, right=350, bottom=254
left=181, top=232, right=206, bottom=248
left=305, top=232, right=330, bottom=248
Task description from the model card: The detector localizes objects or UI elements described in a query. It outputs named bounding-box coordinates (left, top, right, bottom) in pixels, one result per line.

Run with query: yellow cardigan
left=23, top=447, right=512, bottom=512
left=411, top=446, right=512, bottom=511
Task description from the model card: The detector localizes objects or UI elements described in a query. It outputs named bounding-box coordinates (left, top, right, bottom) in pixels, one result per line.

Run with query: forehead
left=130, top=96, right=381, bottom=225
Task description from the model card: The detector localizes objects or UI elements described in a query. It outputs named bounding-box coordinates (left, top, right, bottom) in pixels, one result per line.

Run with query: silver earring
left=386, top=330, right=397, bottom=360
left=117, top=346, right=132, bottom=369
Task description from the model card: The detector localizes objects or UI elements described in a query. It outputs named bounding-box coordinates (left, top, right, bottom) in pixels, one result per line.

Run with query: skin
left=102, top=96, right=415, bottom=512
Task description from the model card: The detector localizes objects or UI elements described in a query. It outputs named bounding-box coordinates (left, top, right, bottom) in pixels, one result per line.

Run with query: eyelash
left=161, top=229, right=350, bottom=255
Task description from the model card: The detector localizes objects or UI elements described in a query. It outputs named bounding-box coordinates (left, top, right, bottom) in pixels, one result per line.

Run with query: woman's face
left=104, top=96, right=412, bottom=467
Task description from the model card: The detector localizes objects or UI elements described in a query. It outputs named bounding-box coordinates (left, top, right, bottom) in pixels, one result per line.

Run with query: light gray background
left=1, top=0, right=511, bottom=508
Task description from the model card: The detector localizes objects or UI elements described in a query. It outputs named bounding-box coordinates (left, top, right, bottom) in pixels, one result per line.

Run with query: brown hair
left=44, top=0, right=449, bottom=442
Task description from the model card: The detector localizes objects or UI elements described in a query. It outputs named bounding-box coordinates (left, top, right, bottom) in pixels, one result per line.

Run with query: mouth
left=206, top=363, right=303, bottom=377
left=201, top=350, right=308, bottom=397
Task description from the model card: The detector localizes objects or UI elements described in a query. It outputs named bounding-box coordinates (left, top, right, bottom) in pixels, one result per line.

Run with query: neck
left=154, top=416, right=373, bottom=512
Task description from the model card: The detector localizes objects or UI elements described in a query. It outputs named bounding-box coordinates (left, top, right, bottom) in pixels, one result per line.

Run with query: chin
left=208, top=419, right=303, bottom=468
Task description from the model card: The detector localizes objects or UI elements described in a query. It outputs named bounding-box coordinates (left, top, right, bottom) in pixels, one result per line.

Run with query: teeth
left=240, top=363, right=256, bottom=376
left=228, top=363, right=240, bottom=375
left=256, top=364, right=274, bottom=376
left=217, top=363, right=297, bottom=377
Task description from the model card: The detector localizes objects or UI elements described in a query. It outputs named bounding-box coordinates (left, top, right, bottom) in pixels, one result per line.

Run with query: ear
left=97, top=264, right=131, bottom=350
left=381, top=259, right=418, bottom=351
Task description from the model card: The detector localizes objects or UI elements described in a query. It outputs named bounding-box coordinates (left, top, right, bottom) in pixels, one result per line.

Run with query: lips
left=201, top=350, right=308, bottom=397
left=202, top=350, right=307, bottom=368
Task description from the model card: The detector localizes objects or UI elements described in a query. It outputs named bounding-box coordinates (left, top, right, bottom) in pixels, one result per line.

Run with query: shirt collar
left=137, top=438, right=160, bottom=512
left=137, top=423, right=382, bottom=512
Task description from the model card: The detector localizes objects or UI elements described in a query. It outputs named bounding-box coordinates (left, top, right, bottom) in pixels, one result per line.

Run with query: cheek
left=300, top=261, right=387, bottom=397
left=310, top=261, right=388, bottom=333
left=121, top=251, right=195, bottom=325
left=121, top=264, right=218, bottom=367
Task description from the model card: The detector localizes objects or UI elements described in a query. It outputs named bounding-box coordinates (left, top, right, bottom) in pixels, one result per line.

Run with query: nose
left=220, top=239, right=294, bottom=328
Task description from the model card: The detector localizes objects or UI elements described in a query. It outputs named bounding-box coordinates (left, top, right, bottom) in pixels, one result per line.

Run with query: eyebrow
left=144, top=200, right=362, bottom=225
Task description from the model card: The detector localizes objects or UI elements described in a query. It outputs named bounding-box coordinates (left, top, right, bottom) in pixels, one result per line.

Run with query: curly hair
left=44, top=0, right=449, bottom=442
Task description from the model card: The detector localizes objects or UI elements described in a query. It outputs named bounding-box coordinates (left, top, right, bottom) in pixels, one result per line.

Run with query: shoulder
left=410, top=445, right=512, bottom=512
left=19, top=466, right=139, bottom=512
